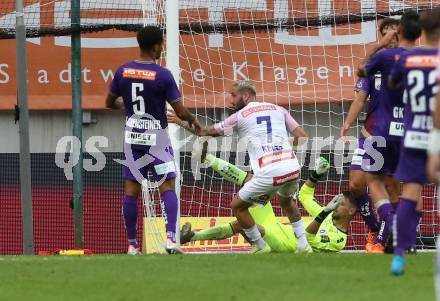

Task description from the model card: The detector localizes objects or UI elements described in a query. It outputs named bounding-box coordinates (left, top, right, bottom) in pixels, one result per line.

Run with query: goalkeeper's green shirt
left=248, top=183, right=347, bottom=252
left=298, top=184, right=347, bottom=252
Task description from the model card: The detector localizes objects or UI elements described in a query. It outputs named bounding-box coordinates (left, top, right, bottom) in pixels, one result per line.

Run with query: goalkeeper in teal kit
left=180, top=153, right=357, bottom=253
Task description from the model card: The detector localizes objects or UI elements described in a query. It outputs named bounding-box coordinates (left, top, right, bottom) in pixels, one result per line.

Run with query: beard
left=234, top=97, right=246, bottom=111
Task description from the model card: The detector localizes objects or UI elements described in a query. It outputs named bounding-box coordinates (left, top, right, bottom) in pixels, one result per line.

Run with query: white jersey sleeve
left=213, top=112, right=238, bottom=136
left=279, top=106, right=300, bottom=133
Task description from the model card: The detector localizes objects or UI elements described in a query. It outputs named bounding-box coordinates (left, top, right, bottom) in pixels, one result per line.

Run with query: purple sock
left=394, top=198, right=418, bottom=256
left=355, top=193, right=379, bottom=232
left=376, top=202, right=395, bottom=246
left=123, top=195, right=138, bottom=246
left=161, top=190, right=178, bottom=243
left=409, top=210, right=423, bottom=249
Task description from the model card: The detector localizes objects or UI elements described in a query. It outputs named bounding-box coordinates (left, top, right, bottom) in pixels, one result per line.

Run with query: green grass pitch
left=0, top=253, right=435, bottom=301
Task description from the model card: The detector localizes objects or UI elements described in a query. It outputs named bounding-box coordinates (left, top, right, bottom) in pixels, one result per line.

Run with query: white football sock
left=292, top=220, right=309, bottom=249
left=243, top=224, right=266, bottom=249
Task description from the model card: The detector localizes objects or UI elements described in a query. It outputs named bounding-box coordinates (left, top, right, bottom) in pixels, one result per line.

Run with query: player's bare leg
left=349, top=169, right=379, bottom=251
left=286, top=157, right=331, bottom=253
left=230, top=196, right=271, bottom=254
left=278, top=185, right=312, bottom=253
left=124, top=179, right=142, bottom=255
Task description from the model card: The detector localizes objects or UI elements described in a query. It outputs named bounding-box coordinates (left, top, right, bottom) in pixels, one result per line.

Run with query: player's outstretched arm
left=169, top=100, right=200, bottom=129
left=306, top=194, right=344, bottom=235
left=168, top=108, right=238, bottom=137
left=357, top=29, right=397, bottom=77
left=167, top=108, right=218, bottom=136
left=298, top=157, right=329, bottom=218
left=281, top=106, right=308, bottom=146
left=341, top=82, right=369, bottom=139
left=291, top=126, right=308, bottom=146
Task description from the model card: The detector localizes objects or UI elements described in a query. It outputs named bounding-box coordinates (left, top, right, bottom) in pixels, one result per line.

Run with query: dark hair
left=400, top=11, right=421, bottom=41
left=379, top=18, right=399, bottom=35
left=342, top=191, right=356, bottom=209
left=420, top=8, right=440, bottom=40
left=137, top=26, right=164, bottom=51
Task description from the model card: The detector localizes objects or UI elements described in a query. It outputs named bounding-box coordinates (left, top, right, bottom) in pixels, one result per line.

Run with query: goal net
left=140, top=0, right=440, bottom=253
left=0, top=0, right=438, bottom=254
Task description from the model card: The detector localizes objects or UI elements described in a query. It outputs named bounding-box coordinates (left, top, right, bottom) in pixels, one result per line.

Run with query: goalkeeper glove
left=310, top=157, right=329, bottom=183
left=315, top=194, right=344, bottom=223
left=324, top=193, right=344, bottom=213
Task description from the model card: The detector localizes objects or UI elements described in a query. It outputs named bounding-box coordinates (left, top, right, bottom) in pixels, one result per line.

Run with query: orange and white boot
left=366, top=243, right=384, bottom=254
left=365, top=232, right=378, bottom=252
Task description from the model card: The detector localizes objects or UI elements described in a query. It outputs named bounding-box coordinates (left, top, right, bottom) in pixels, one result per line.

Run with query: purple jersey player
left=105, top=26, right=200, bottom=255
left=388, top=8, right=440, bottom=276
left=349, top=75, right=381, bottom=173
left=341, top=18, right=399, bottom=252
left=358, top=11, right=421, bottom=254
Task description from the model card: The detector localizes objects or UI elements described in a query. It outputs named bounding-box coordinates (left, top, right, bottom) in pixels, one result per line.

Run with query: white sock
left=243, top=224, right=266, bottom=249
left=292, top=220, right=309, bottom=249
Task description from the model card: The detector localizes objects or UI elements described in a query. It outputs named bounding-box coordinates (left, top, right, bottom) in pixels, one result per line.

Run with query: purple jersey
left=390, top=48, right=438, bottom=151
left=109, top=61, right=181, bottom=183
left=364, top=48, right=407, bottom=142
left=109, top=60, right=181, bottom=133
left=354, top=74, right=381, bottom=134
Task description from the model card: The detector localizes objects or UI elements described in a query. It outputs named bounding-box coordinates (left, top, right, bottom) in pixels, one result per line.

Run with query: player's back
left=399, top=48, right=438, bottom=137
left=357, top=74, right=381, bottom=134
left=365, top=47, right=407, bottom=141
left=112, top=61, right=179, bottom=131
left=235, top=101, right=295, bottom=174
left=393, top=49, right=438, bottom=188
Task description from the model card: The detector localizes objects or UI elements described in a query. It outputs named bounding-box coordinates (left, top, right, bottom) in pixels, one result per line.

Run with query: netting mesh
left=1, top=0, right=440, bottom=38
left=1, top=1, right=439, bottom=254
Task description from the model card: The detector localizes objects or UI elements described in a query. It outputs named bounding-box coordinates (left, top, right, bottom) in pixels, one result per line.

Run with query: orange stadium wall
left=0, top=31, right=370, bottom=110
left=0, top=1, right=387, bottom=111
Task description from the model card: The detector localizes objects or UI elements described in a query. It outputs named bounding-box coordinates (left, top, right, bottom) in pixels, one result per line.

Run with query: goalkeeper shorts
left=262, top=223, right=297, bottom=253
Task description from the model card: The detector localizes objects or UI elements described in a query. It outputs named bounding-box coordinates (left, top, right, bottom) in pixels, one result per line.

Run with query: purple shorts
left=123, top=145, right=176, bottom=183
left=350, top=134, right=366, bottom=171
left=395, top=148, right=428, bottom=184
left=361, top=138, right=401, bottom=175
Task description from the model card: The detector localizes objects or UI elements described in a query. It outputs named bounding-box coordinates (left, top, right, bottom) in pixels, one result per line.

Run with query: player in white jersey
left=190, top=80, right=310, bottom=253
